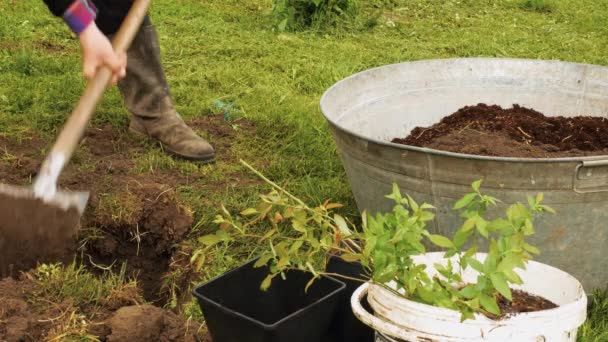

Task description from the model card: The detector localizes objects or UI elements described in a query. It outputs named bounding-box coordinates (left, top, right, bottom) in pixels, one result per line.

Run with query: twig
left=415, top=128, right=430, bottom=139
left=321, top=272, right=368, bottom=283
left=86, top=254, right=115, bottom=271
left=154, top=188, right=173, bottom=202
left=517, top=127, right=532, bottom=138
left=458, top=121, right=476, bottom=134
left=38, top=308, right=70, bottom=323
left=240, top=160, right=309, bottom=208
left=561, top=135, right=572, bottom=142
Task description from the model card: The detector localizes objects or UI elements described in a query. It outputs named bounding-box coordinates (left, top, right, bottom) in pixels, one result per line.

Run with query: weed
left=272, top=0, right=358, bottom=31
left=578, top=288, right=608, bottom=342
left=519, top=0, right=554, bottom=13
left=32, top=263, right=142, bottom=309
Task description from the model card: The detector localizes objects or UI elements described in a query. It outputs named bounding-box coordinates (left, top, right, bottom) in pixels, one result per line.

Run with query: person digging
left=42, top=0, right=215, bottom=162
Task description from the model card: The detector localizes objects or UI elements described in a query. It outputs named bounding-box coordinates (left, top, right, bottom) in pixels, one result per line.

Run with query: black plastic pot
left=326, top=254, right=375, bottom=342
left=193, top=258, right=345, bottom=342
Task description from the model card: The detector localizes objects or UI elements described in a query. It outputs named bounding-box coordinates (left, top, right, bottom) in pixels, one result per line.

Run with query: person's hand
left=78, top=22, right=126, bottom=85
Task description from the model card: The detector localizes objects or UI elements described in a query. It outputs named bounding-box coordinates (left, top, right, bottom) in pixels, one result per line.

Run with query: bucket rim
left=320, top=57, right=608, bottom=164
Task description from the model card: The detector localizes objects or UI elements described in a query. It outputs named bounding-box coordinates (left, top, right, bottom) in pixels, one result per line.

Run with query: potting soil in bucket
left=320, top=58, right=608, bottom=292
left=350, top=253, right=587, bottom=342
left=193, top=258, right=345, bottom=342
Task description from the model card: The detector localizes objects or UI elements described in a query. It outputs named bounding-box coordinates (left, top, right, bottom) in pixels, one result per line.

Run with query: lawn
left=0, top=0, right=606, bottom=340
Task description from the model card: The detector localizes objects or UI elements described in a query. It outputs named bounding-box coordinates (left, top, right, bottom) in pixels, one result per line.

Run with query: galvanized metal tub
left=320, top=58, right=608, bottom=292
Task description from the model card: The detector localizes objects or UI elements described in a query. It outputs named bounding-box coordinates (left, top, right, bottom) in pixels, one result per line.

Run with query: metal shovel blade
left=0, top=183, right=89, bottom=277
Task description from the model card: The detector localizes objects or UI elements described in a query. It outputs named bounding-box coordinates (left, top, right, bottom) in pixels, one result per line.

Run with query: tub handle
left=574, top=160, right=608, bottom=193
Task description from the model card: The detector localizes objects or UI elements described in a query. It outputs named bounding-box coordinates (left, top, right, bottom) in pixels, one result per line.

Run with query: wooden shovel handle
left=49, top=0, right=151, bottom=160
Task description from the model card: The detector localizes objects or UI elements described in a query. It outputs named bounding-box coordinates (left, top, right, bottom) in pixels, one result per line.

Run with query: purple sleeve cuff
left=63, top=0, right=98, bottom=34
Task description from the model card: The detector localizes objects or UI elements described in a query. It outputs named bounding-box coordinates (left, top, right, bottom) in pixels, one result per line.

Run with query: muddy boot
left=117, top=20, right=215, bottom=162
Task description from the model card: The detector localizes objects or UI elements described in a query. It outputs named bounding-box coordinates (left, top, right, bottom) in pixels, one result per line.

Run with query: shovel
left=0, top=0, right=151, bottom=277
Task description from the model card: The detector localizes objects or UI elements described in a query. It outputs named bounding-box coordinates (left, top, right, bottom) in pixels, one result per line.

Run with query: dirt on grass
left=394, top=104, right=608, bottom=157
left=0, top=276, right=207, bottom=342
left=0, top=114, right=253, bottom=341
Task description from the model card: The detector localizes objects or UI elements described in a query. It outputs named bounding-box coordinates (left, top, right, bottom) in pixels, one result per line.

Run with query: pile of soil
left=394, top=104, right=608, bottom=157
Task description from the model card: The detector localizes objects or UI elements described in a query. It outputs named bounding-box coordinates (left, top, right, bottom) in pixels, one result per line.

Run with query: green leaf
left=385, top=183, right=403, bottom=203
left=497, top=254, right=524, bottom=273
left=527, top=195, right=535, bottom=208
left=472, top=179, right=483, bottom=192
left=458, top=285, right=478, bottom=299
left=340, top=253, right=362, bottom=263
left=420, top=203, right=435, bottom=210
left=464, top=247, right=478, bottom=259
left=420, top=211, right=435, bottom=222
left=292, top=219, right=307, bottom=234
left=376, top=263, right=398, bottom=283
left=460, top=310, right=476, bottom=322
left=417, top=286, right=436, bottom=303
left=199, top=234, right=221, bottom=246
left=476, top=276, right=488, bottom=291
left=453, top=193, right=477, bottom=210
left=480, top=293, right=501, bottom=316
left=407, top=195, right=419, bottom=211
left=488, top=218, right=511, bottom=232
left=523, top=243, right=540, bottom=255
left=240, top=208, right=258, bottom=216
left=539, top=205, right=556, bottom=214
left=254, top=254, right=273, bottom=268
left=523, top=219, right=535, bottom=236
left=444, top=248, right=457, bottom=258
left=491, top=273, right=512, bottom=301
left=461, top=216, right=477, bottom=232
left=260, top=229, right=277, bottom=241
left=536, top=192, right=544, bottom=204
left=476, top=218, right=489, bottom=238
left=333, top=214, right=351, bottom=236
left=288, top=240, right=304, bottom=255
left=483, top=254, right=498, bottom=274
left=428, top=234, right=455, bottom=248
left=503, top=269, right=523, bottom=284
left=216, top=230, right=232, bottom=242
left=261, top=274, right=274, bottom=291
left=467, top=257, right=484, bottom=273
left=454, top=230, right=473, bottom=248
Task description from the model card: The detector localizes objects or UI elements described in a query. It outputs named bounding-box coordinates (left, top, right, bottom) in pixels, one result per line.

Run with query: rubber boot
left=117, top=19, right=215, bottom=162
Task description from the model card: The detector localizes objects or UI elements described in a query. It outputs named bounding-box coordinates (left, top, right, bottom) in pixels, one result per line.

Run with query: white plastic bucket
left=351, top=252, right=587, bottom=342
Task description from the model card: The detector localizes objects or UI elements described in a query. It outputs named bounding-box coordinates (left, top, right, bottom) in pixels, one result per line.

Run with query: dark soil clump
left=394, top=104, right=608, bottom=157
left=497, top=289, right=558, bottom=317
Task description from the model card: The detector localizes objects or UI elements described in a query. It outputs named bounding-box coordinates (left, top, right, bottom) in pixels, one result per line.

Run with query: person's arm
left=42, top=0, right=126, bottom=84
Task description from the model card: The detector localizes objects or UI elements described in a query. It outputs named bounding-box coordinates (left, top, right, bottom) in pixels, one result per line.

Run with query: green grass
left=1, top=0, right=607, bottom=339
